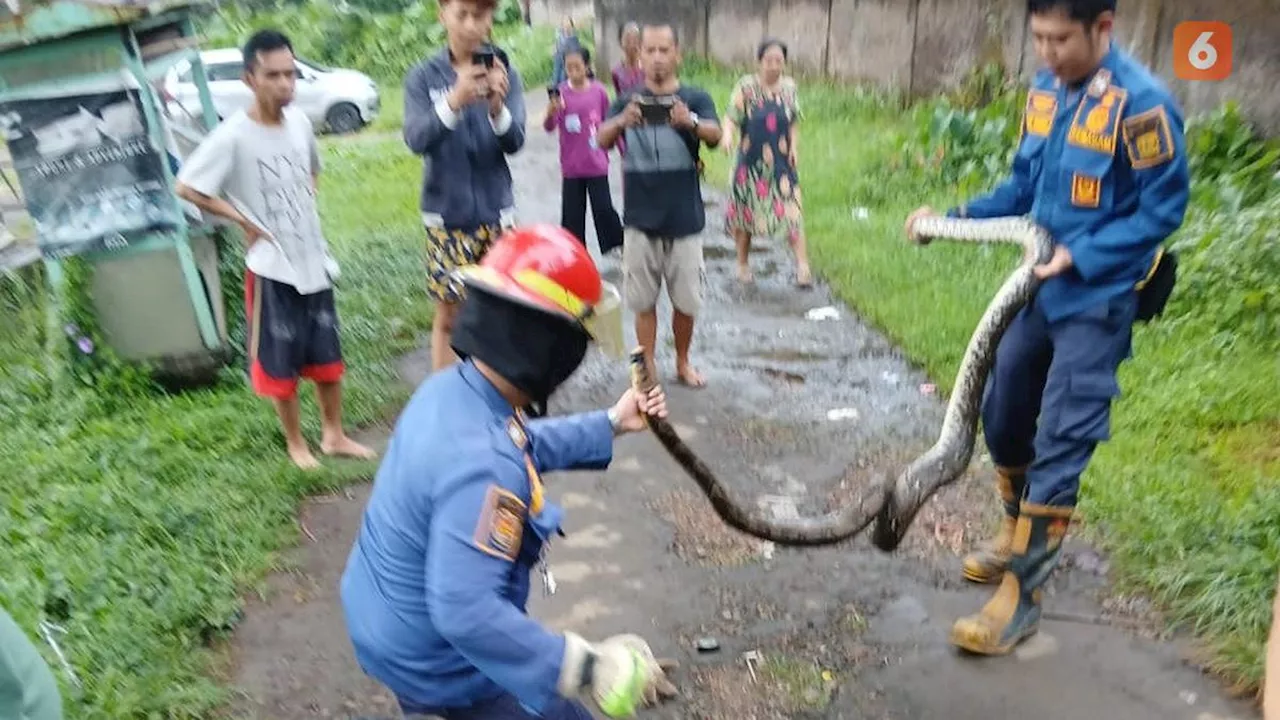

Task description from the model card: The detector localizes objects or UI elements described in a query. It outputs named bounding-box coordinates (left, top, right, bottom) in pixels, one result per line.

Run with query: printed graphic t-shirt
left=177, top=107, right=335, bottom=295
left=549, top=80, right=611, bottom=179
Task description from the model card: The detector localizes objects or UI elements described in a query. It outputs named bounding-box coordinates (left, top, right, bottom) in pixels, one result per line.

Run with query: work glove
left=557, top=632, right=653, bottom=717
left=610, top=633, right=680, bottom=705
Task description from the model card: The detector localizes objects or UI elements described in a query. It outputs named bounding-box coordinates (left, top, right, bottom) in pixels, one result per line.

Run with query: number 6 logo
left=1174, top=21, right=1233, bottom=81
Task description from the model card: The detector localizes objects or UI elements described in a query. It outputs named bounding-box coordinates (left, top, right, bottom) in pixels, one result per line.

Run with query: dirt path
left=221, top=93, right=1259, bottom=720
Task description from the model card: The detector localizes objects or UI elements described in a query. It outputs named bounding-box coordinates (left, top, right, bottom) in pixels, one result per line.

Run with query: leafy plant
left=0, top=136, right=433, bottom=718
left=1185, top=101, right=1280, bottom=212
left=1168, top=191, right=1280, bottom=349
left=886, top=64, right=1027, bottom=200
left=52, top=259, right=163, bottom=413
left=199, top=0, right=567, bottom=85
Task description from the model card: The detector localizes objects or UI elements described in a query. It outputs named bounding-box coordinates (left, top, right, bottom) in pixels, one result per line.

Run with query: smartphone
left=472, top=46, right=496, bottom=69
left=638, top=95, right=675, bottom=125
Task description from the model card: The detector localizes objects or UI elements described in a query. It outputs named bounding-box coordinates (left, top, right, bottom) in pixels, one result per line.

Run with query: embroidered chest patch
left=1071, top=174, right=1101, bottom=208
left=1067, top=87, right=1127, bottom=155
left=474, top=485, right=527, bottom=561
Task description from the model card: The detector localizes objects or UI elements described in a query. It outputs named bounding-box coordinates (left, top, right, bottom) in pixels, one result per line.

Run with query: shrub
left=199, top=0, right=570, bottom=86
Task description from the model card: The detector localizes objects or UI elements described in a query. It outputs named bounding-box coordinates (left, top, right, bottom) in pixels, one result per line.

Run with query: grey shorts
left=621, top=227, right=705, bottom=316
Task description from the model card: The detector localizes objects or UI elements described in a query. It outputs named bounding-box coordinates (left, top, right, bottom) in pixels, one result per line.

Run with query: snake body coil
left=628, top=216, right=1054, bottom=550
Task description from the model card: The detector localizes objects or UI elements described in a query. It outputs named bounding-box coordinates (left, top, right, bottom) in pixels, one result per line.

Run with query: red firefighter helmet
left=454, top=224, right=624, bottom=355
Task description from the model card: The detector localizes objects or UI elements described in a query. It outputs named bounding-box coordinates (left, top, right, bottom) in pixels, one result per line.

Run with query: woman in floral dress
left=721, top=38, right=811, bottom=287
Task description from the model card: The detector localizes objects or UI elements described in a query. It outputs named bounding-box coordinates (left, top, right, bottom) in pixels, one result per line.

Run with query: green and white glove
left=557, top=632, right=652, bottom=717
left=608, top=634, right=680, bottom=706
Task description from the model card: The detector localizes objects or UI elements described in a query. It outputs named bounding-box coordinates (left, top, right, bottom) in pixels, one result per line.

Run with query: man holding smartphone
left=403, top=0, right=527, bottom=374
left=596, top=22, right=721, bottom=389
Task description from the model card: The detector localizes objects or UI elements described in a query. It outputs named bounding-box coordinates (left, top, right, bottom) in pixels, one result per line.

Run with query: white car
left=162, top=48, right=380, bottom=134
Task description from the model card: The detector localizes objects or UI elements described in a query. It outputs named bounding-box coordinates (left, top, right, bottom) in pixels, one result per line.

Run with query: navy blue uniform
left=339, top=359, right=614, bottom=717
left=949, top=45, right=1190, bottom=507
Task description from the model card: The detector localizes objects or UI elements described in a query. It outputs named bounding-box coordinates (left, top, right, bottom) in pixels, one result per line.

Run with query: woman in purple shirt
left=543, top=42, right=623, bottom=256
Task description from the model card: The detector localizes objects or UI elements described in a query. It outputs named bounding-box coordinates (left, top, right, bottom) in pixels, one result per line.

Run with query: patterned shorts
left=425, top=224, right=504, bottom=303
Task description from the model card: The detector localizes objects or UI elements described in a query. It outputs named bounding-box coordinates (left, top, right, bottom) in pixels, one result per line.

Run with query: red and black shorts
left=244, top=271, right=345, bottom=399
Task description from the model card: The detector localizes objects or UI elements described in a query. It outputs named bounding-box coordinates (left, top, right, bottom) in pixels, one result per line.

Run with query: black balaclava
left=451, top=283, right=591, bottom=417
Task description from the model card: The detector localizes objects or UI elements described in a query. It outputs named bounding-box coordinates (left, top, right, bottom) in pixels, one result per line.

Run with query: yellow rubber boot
left=960, top=466, right=1026, bottom=584
left=950, top=501, right=1073, bottom=656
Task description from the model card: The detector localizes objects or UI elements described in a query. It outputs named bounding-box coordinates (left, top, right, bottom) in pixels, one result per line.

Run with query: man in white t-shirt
left=176, top=29, right=374, bottom=470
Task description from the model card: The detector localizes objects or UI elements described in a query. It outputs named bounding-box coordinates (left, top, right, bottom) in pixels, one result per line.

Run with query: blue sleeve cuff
left=580, top=409, right=615, bottom=468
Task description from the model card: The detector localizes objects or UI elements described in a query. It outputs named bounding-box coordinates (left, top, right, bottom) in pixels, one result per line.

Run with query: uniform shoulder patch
left=473, top=484, right=527, bottom=562
left=1123, top=105, right=1176, bottom=169
left=1021, top=90, right=1057, bottom=138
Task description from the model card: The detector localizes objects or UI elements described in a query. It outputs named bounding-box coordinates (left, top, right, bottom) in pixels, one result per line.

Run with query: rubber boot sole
left=961, top=560, right=1009, bottom=584
left=949, top=622, right=1039, bottom=656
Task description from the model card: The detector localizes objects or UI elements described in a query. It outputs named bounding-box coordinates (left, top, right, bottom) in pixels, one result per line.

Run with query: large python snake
left=628, top=216, right=1054, bottom=551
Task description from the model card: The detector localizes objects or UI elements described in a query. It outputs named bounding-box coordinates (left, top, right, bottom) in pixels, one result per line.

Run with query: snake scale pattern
left=628, top=216, right=1054, bottom=550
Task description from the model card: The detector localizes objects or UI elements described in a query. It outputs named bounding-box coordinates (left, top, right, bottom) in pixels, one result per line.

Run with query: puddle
left=703, top=244, right=770, bottom=260
left=761, top=367, right=806, bottom=384
left=749, top=349, right=830, bottom=362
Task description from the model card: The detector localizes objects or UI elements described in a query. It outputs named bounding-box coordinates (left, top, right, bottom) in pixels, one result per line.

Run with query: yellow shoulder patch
left=1022, top=90, right=1057, bottom=139
left=473, top=485, right=526, bottom=562
left=1123, top=105, right=1176, bottom=169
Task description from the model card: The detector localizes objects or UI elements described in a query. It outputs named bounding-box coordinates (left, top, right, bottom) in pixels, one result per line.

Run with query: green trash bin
left=0, top=0, right=234, bottom=384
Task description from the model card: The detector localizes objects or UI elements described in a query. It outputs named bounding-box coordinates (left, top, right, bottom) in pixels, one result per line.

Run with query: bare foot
left=321, top=434, right=377, bottom=460
left=675, top=364, right=706, bottom=389
left=287, top=442, right=321, bottom=470
left=737, top=263, right=754, bottom=284
left=796, top=263, right=813, bottom=288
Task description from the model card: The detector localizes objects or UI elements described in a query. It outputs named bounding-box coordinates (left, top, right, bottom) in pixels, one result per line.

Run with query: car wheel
left=326, top=102, right=364, bottom=135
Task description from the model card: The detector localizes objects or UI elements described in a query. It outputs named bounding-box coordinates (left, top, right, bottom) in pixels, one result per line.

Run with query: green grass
left=0, top=21, right=569, bottom=714
left=0, top=135, right=429, bottom=718
left=1, top=41, right=1273, bottom=717
left=0, top=21, right=576, bottom=717
left=683, top=59, right=1279, bottom=696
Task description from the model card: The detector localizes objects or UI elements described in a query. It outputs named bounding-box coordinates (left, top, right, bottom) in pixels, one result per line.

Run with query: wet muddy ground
left=222, top=93, right=1259, bottom=720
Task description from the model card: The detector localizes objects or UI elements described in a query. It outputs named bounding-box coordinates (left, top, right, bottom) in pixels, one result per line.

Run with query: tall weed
left=200, top=0, right=564, bottom=85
